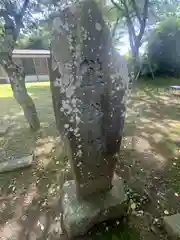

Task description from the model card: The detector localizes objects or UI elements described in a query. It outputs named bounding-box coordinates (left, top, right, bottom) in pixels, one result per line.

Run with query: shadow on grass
left=114, top=79, right=180, bottom=231
left=0, top=97, right=22, bottom=121
left=1, top=80, right=179, bottom=239
left=128, top=89, right=180, bottom=123
left=138, top=76, right=180, bottom=89
left=0, top=137, right=72, bottom=239
left=0, top=82, right=57, bottom=163
left=0, top=119, right=140, bottom=240
left=0, top=140, right=140, bottom=240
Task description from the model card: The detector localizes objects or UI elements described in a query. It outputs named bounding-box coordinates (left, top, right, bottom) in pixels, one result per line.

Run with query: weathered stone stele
left=50, top=0, right=129, bottom=237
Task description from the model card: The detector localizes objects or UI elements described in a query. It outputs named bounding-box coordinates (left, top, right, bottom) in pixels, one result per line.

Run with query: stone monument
left=50, top=0, right=129, bottom=238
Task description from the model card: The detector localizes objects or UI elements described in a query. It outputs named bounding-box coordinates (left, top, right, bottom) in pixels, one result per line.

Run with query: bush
left=147, top=17, right=180, bottom=77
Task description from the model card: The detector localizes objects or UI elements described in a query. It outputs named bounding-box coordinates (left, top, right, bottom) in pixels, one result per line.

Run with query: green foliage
left=149, top=0, right=180, bottom=21
left=24, top=37, right=49, bottom=49
left=147, top=16, right=180, bottom=76
left=16, top=23, right=50, bottom=49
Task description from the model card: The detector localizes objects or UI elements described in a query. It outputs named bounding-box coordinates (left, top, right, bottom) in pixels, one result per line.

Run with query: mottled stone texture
left=50, top=0, right=129, bottom=236
left=62, top=176, right=127, bottom=238
left=50, top=0, right=129, bottom=198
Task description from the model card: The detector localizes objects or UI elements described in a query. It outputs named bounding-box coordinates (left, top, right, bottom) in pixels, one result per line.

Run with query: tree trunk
left=132, top=46, right=141, bottom=80
left=5, top=63, right=40, bottom=131
left=0, top=0, right=40, bottom=131
left=127, top=37, right=141, bottom=82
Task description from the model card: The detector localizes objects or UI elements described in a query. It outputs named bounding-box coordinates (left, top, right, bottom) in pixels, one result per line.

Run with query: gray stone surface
left=163, top=213, right=180, bottom=239
left=0, top=125, right=9, bottom=135
left=61, top=177, right=127, bottom=238
left=0, top=155, right=33, bottom=173
left=50, top=0, right=129, bottom=198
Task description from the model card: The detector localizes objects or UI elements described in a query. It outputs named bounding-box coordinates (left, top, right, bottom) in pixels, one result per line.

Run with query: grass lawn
left=0, top=78, right=180, bottom=239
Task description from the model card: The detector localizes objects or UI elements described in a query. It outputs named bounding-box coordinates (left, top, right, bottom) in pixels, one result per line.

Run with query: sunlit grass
left=0, top=84, right=13, bottom=98
left=0, top=81, right=50, bottom=98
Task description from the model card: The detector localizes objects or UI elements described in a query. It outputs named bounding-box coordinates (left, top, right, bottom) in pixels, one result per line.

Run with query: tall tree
left=111, top=0, right=149, bottom=59
left=110, top=0, right=149, bottom=80
left=0, top=0, right=40, bottom=131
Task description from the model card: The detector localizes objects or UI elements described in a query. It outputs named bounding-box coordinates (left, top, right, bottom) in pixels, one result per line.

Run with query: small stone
left=0, top=155, right=33, bottom=173
left=163, top=213, right=180, bottom=238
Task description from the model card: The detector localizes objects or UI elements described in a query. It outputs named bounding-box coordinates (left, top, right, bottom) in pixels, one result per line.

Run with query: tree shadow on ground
left=0, top=136, right=72, bottom=239
left=0, top=84, right=57, bottom=163
left=0, top=126, right=36, bottom=162
left=0, top=138, right=140, bottom=240
left=115, top=84, right=180, bottom=239
left=1, top=81, right=179, bottom=239
left=0, top=116, right=58, bottom=163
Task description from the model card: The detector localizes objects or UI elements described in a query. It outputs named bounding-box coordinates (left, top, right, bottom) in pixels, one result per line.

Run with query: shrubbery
left=146, top=17, right=180, bottom=77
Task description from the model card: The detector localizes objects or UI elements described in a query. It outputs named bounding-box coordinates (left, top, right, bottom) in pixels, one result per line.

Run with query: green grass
left=138, top=76, right=180, bottom=88
left=0, top=82, right=50, bottom=99
left=0, top=82, right=56, bottom=162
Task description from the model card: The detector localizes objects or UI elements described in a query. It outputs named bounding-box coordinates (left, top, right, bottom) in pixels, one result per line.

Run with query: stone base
left=61, top=176, right=128, bottom=238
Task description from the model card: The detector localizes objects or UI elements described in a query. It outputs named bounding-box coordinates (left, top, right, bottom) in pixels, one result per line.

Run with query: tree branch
left=0, top=0, right=30, bottom=66
left=0, top=9, right=14, bottom=28
left=111, top=15, right=121, bottom=39
left=122, top=0, right=136, bottom=44
left=15, top=0, right=30, bottom=26
left=111, top=0, right=137, bottom=54
left=19, top=0, right=30, bottom=19
left=131, top=0, right=142, bottom=24
left=127, top=23, right=134, bottom=52
left=108, top=6, right=116, bottom=12
left=136, top=0, right=149, bottom=47
left=111, top=0, right=124, bottom=12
